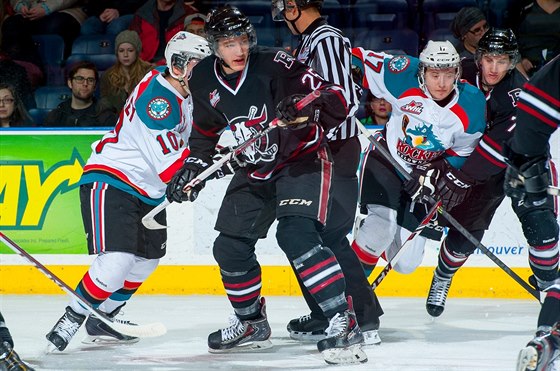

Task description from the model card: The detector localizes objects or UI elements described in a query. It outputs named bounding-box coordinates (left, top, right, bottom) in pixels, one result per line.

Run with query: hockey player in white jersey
left=45, top=31, right=211, bottom=352
left=350, top=41, right=486, bottom=277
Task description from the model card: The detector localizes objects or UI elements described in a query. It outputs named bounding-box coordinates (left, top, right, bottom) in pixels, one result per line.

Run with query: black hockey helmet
left=204, top=5, right=257, bottom=54
left=475, top=28, right=520, bottom=68
left=272, top=0, right=324, bottom=21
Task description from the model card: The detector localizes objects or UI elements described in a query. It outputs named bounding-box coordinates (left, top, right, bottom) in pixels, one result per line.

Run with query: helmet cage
left=165, top=32, right=211, bottom=80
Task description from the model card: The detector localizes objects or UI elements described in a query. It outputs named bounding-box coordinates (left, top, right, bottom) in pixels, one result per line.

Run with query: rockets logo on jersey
left=401, top=100, right=424, bottom=115
left=388, top=56, right=410, bottom=73
left=397, top=122, right=444, bottom=164
left=230, top=105, right=278, bottom=164
left=147, top=97, right=171, bottom=119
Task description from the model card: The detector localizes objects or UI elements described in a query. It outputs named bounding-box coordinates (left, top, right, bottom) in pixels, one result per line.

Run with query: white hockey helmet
left=418, top=40, right=461, bottom=94
left=165, top=31, right=211, bottom=80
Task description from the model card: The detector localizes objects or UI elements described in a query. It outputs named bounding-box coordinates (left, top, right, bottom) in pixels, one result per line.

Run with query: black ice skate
left=287, top=314, right=381, bottom=345
left=426, top=273, right=452, bottom=317
left=317, top=297, right=367, bottom=365
left=46, top=306, right=86, bottom=352
left=0, top=341, right=35, bottom=371
left=517, top=324, right=560, bottom=371
left=207, top=297, right=272, bottom=353
left=82, top=304, right=139, bottom=345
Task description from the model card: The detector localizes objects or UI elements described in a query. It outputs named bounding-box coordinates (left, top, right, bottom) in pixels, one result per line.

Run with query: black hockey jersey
left=460, top=68, right=528, bottom=182
left=512, top=55, right=560, bottom=157
left=188, top=46, right=348, bottom=181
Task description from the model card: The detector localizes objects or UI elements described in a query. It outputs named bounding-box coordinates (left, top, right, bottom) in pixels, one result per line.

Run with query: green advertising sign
left=0, top=129, right=107, bottom=254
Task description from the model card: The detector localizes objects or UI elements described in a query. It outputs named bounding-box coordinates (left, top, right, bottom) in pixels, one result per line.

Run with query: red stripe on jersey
left=444, top=148, right=460, bottom=157
left=318, top=147, right=331, bottom=225
left=300, top=256, right=338, bottom=278
left=192, top=122, right=222, bottom=138
left=83, top=164, right=150, bottom=197
left=159, top=148, right=190, bottom=183
left=475, top=146, right=507, bottom=168
left=91, top=182, right=107, bottom=254
left=518, top=101, right=558, bottom=129
left=399, top=88, right=428, bottom=99
left=524, top=82, right=560, bottom=108
left=123, top=280, right=143, bottom=290
left=309, top=273, right=344, bottom=294
left=450, top=104, right=469, bottom=132
left=136, top=70, right=158, bottom=97
left=223, top=275, right=261, bottom=289
left=482, top=134, right=502, bottom=152
left=547, top=291, right=560, bottom=300
left=351, top=47, right=368, bottom=89
left=351, top=241, right=380, bottom=266
left=82, top=271, right=111, bottom=300
left=326, top=88, right=349, bottom=115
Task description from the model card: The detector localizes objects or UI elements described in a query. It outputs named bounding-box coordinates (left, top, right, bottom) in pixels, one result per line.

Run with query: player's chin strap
left=356, top=120, right=541, bottom=301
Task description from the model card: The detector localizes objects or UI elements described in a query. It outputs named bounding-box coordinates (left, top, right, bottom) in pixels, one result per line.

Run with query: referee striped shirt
left=294, top=18, right=360, bottom=141
left=512, top=55, right=560, bottom=157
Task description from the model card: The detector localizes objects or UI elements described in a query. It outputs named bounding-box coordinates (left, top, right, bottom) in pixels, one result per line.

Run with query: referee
left=272, top=0, right=383, bottom=345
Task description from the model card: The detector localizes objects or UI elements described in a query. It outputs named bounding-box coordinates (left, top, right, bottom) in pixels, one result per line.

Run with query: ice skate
left=360, top=319, right=381, bottom=346
left=45, top=306, right=86, bottom=352
left=0, top=341, right=35, bottom=371
left=207, top=297, right=272, bottom=353
left=82, top=305, right=139, bottom=345
left=426, top=273, right=452, bottom=317
left=287, top=314, right=329, bottom=342
left=317, top=297, right=367, bottom=365
left=517, top=324, right=560, bottom=371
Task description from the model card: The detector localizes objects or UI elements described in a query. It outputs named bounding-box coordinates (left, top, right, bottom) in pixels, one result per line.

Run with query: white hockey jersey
left=80, top=67, right=192, bottom=205
left=353, top=48, right=486, bottom=171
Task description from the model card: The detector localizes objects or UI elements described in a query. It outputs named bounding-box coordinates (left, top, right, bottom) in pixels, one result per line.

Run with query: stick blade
left=141, top=216, right=168, bottom=230
left=112, top=321, right=167, bottom=338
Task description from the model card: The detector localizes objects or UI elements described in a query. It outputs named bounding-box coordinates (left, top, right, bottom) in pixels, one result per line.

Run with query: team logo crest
left=147, top=97, right=171, bottom=120
left=209, top=89, right=220, bottom=107
left=388, top=56, right=410, bottom=73
left=401, top=100, right=424, bottom=115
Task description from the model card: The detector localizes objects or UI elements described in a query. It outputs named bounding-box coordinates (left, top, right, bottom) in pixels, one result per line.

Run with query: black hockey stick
left=356, top=121, right=540, bottom=300
left=142, top=90, right=322, bottom=229
left=0, top=232, right=167, bottom=337
left=370, top=199, right=442, bottom=290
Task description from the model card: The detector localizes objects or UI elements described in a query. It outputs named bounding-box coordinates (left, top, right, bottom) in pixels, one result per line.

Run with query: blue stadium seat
left=71, top=34, right=115, bottom=55
left=351, top=0, right=410, bottom=29
left=426, top=28, right=460, bottom=47
left=354, top=28, right=419, bottom=56
left=28, top=108, right=49, bottom=126
left=32, top=34, right=66, bottom=86
left=65, top=54, right=117, bottom=73
left=34, top=86, right=71, bottom=110
left=422, top=0, right=479, bottom=38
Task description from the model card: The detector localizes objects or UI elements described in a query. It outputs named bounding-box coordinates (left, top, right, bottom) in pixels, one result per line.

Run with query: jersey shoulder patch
left=387, top=55, right=411, bottom=73
left=147, top=97, right=172, bottom=120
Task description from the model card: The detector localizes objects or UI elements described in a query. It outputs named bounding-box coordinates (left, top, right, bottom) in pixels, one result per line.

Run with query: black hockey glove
left=503, top=141, right=550, bottom=208
left=403, top=161, right=442, bottom=204
left=435, top=164, right=475, bottom=210
left=166, top=156, right=209, bottom=203
left=275, top=94, right=320, bottom=130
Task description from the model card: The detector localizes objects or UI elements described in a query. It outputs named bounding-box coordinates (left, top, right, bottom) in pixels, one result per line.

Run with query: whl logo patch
left=401, top=100, right=424, bottom=115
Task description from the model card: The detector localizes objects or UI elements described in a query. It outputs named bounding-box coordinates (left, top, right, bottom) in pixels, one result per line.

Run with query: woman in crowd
left=99, top=30, right=152, bottom=114
left=0, top=83, right=34, bottom=127
left=360, top=91, right=392, bottom=126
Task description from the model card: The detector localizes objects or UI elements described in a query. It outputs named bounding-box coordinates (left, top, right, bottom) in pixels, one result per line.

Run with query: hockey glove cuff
left=403, top=162, right=442, bottom=204
left=436, top=164, right=475, bottom=210
left=276, top=94, right=321, bottom=130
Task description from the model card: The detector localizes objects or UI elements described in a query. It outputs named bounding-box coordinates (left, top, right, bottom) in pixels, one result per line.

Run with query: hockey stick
left=370, top=199, right=442, bottom=290
left=356, top=121, right=540, bottom=300
left=547, top=185, right=560, bottom=196
left=142, top=90, right=322, bottom=230
left=0, top=232, right=167, bottom=338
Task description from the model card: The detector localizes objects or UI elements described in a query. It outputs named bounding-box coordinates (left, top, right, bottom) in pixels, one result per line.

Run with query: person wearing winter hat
left=184, top=13, right=207, bottom=37
left=450, top=7, right=489, bottom=58
left=99, top=30, right=152, bottom=114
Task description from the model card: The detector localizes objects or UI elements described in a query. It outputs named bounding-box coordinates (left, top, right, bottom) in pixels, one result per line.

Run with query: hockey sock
left=221, top=265, right=263, bottom=320
left=522, top=210, right=559, bottom=282
left=436, top=239, right=468, bottom=280
left=99, top=280, right=143, bottom=314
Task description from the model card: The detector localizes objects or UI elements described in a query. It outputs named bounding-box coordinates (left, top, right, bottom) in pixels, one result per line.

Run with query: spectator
left=183, top=12, right=206, bottom=37
left=451, top=7, right=489, bottom=59
left=81, top=0, right=145, bottom=35
left=129, top=0, right=197, bottom=65
left=0, top=83, right=34, bottom=127
left=0, top=52, right=37, bottom=110
left=515, top=0, right=560, bottom=77
left=1, top=0, right=86, bottom=68
left=44, top=61, right=117, bottom=127
left=100, top=30, right=152, bottom=114
left=360, top=92, right=392, bottom=125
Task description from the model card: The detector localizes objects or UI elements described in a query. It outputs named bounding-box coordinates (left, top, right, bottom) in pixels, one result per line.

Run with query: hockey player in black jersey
left=505, top=56, right=560, bottom=371
left=272, top=0, right=383, bottom=346
left=166, top=5, right=367, bottom=365
left=425, top=28, right=555, bottom=317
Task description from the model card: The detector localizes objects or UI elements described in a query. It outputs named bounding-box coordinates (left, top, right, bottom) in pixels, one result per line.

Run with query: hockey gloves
left=436, top=163, right=474, bottom=210
left=275, top=94, right=320, bottom=130
left=403, top=162, right=441, bottom=204
left=166, top=157, right=209, bottom=203
left=503, top=141, right=550, bottom=208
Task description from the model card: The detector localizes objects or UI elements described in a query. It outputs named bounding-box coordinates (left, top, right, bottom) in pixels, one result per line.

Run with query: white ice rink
left=0, top=294, right=542, bottom=370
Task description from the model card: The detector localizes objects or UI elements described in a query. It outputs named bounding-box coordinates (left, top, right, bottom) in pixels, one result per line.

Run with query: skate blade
left=45, top=342, right=61, bottom=354
left=362, top=329, right=381, bottom=346
left=208, top=339, right=273, bottom=354
left=289, top=332, right=326, bottom=342
left=82, top=335, right=140, bottom=346
left=322, top=344, right=368, bottom=365
left=516, top=346, right=538, bottom=371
